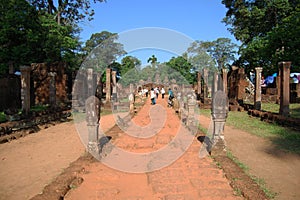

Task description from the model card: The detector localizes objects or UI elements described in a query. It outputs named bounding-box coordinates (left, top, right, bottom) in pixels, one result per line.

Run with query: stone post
left=129, top=93, right=135, bottom=114
left=211, top=90, right=228, bottom=154
left=20, top=66, right=31, bottom=115
left=85, top=96, right=101, bottom=154
left=276, top=73, right=281, bottom=104
left=105, top=68, right=111, bottom=102
left=112, top=70, right=117, bottom=102
left=187, top=94, right=197, bottom=127
left=130, top=83, right=134, bottom=94
left=237, top=68, right=245, bottom=104
left=203, top=69, right=208, bottom=103
left=197, top=71, right=202, bottom=96
left=222, top=68, right=228, bottom=95
left=212, top=71, right=219, bottom=95
left=254, top=67, right=263, bottom=110
left=49, top=72, right=56, bottom=108
left=87, top=68, right=94, bottom=97
left=279, top=61, right=291, bottom=116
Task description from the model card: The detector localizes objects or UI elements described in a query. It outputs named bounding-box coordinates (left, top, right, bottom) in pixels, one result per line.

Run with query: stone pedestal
left=254, top=67, right=263, bottom=110
left=212, top=90, right=228, bottom=144
left=49, top=72, right=56, bottom=108
left=20, top=66, right=31, bottom=115
left=279, top=62, right=291, bottom=116
left=106, top=68, right=111, bottom=102
left=85, top=96, right=101, bottom=154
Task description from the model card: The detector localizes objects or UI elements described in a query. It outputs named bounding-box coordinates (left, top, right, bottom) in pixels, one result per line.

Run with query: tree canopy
left=222, top=0, right=300, bottom=74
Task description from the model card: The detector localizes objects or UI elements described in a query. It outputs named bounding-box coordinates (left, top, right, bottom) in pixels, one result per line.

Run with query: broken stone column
left=87, top=68, right=94, bottom=97
left=279, top=61, right=291, bottom=116
left=129, top=93, right=135, bottom=114
left=211, top=90, right=228, bottom=153
left=187, top=94, right=197, bottom=128
left=203, top=68, right=209, bottom=105
left=85, top=96, right=101, bottom=154
left=197, top=71, right=202, bottom=97
left=112, top=70, right=117, bottom=102
left=222, top=68, right=228, bottom=95
left=20, top=66, right=31, bottom=115
left=105, top=68, right=111, bottom=102
left=49, top=72, right=56, bottom=108
left=254, top=67, right=263, bottom=110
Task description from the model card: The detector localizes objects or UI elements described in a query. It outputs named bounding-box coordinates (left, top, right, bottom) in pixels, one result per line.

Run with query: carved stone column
left=105, top=68, right=111, bottom=102
left=279, top=62, right=291, bottom=116
left=254, top=67, right=263, bottom=110
left=20, top=66, right=31, bottom=115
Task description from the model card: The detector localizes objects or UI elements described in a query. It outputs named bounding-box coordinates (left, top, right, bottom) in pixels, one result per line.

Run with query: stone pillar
left=197, top=71, right=202, bottom=96
left=112, top=70, right=117, bottom=102
left=211, top=90, right=228, bottom=154
left=254, top=67, right=263, bottom=110
left=87, top=68, right=94, bottom=97
left=237, top=68, right=246, bottom=105
left=212, top=71, right=219, bottom=95
left=187, top=95, right=197, bottom=127
left=130, top=83, right=134, bottom=94
left=276, top=74, right=281, bottom=104
left=20, top=66, right=31, bottom=115
left=85, top=96, right=101, bottom=154
left=203, top=68, right=209, bottom=99
left=129, top=93, right=135, bottom=114
left=222, top=68, right=228, bottom=95
left=105, top=68, right=111, bottom=102
left=279, top=62, right=291, bottom=116
left=49, top=72, right=56, bottom=108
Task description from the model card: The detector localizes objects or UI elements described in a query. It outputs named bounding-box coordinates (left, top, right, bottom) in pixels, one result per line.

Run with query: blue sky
left=79, top=0, right=238, bottom=66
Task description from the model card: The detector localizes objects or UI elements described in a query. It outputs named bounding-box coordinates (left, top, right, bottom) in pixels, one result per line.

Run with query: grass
left=200, top=108, right=300, bottom=154
left=262, top=103, right=300, bottom=118
left=31, top=104, right=49, bottom=112
left=226, top=150, right=277, bottom=199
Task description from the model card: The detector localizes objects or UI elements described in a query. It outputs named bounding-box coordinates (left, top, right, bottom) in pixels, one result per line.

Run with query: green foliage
left=82, top=31, right=126, bottom=71
left=165, top=56, right=195, bottom=84
left=222, top=0, right=300, bottom=73
left=120, top=56, right=141, bottom=76
left=0, top=0, right=82, bottom=74
left=28, top=0, right=106, bottom=24
left=0, top=0, right=41, bottom=73
left=186, top=38, right=237, bottom=71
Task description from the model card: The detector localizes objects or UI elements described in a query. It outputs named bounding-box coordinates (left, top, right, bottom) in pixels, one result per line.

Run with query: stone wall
left=0, top=75, right=21, bottom=111
left=31, top=62, right=68, bottom=105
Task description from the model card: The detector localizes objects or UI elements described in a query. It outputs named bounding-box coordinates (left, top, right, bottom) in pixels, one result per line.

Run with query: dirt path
left=64, top=97, right=240, bottom=200
left=199, top=115, right=300, bottom=200
left=0, top=115, right=115, bottom=200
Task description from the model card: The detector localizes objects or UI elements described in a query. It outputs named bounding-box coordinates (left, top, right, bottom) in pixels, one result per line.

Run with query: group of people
left=149, top=87, right=174, bottom=105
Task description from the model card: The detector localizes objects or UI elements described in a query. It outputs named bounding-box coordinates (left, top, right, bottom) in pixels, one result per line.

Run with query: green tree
left=165, top=56, right=195, bottom=84
left=222, top=0, right=300, bottom=72
left=0, top=0, right=42, bottom=74
left=83, top=31, right=126, bottom=71
left=28, top=0, right=106, bottom=24
left=187, top=38, right=237, bottom=70
left=147, top=55, right=158, bottom=68
left=120, top=56, right=141, bottom=76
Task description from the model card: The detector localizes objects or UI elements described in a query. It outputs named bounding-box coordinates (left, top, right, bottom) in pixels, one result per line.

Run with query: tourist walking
left=154, top=87, right=159, bottom=99
left=161, top=87, right=165, bottom=99
left=150, top=88, right=156, bottom=105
